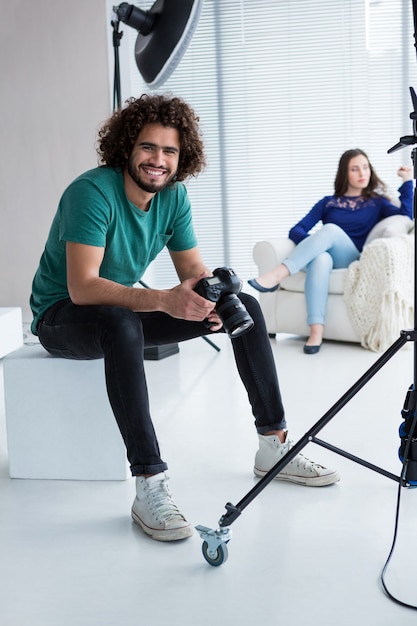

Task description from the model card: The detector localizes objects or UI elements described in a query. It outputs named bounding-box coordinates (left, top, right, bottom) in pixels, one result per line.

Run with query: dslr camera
left=193, top=267, right=254, bottom=338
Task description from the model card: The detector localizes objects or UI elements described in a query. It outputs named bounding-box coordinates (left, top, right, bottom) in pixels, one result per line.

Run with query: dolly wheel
left=201, top=540, right=229, bottom=566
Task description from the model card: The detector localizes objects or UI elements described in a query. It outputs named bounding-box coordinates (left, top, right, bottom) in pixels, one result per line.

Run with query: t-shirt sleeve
left=58, top=179, right=110, bottom=248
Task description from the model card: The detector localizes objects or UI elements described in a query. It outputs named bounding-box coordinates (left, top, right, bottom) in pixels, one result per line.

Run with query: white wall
left=0, top=0, right=111, bottom=321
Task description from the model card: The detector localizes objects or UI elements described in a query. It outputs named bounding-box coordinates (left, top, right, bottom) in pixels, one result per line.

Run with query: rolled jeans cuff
left=130, top=461, right=168, bottom=476
left=257, top=420, right=287, bottom=434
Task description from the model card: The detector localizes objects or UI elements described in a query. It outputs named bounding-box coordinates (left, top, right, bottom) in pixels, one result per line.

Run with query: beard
left=127, top=157, right=176, bottom=194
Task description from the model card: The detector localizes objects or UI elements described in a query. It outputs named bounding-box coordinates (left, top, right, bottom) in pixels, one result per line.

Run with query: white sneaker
left=254, top=433, right=340, bottom=487
left=131, top=472, right=193, bottom=541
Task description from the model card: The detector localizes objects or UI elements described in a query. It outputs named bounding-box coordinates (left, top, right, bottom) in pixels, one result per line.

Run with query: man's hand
left=66, top=242, right=224, bottom=330
left=162, top=275, right=221, bottom=326
left=205, top=309, right=223, bottom=332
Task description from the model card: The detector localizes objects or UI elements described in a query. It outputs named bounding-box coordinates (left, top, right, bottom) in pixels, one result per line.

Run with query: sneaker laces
left=282, top=440, right=325, bottom=472
left=147, top=478, right=184, bottom=522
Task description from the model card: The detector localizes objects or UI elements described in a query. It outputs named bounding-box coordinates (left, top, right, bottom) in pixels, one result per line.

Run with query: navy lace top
left=289, top=181, right=413, bottom=252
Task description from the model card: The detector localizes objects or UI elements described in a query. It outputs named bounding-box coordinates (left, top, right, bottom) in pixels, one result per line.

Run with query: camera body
left=193, top=267, right=242, bottom=302
left=194, top=267, right=254, bottom=338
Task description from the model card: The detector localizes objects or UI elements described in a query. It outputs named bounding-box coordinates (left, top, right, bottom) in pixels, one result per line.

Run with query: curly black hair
left=97, top=94, right=206, bottom=181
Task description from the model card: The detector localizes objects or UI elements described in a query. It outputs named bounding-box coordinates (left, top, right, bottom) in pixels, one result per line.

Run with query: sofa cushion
left=364, top=214, right=414, bottom=246
left=281, top=267, right=347, bottom=295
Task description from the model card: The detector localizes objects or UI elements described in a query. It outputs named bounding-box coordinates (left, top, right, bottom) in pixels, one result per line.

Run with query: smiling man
left=126, top=124, right=180, bottom=199
left=30, top=94, right=339, bottom=543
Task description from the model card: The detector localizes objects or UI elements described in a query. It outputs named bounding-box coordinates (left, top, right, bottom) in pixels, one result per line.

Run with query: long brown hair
left=334, top=149, right=388, bottom=198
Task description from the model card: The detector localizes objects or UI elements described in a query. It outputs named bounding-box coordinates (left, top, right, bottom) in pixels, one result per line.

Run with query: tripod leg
left=217, top=332, right=409, bottom=528
left=201, top=335, right=221, bottom=351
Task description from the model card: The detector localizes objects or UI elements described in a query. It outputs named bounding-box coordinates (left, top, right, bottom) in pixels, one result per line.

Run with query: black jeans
left=37, top=293, right=287, bottom=475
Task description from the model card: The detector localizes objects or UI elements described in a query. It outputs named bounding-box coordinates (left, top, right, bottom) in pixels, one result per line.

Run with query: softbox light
left=113, top=0, right=203, bottom=89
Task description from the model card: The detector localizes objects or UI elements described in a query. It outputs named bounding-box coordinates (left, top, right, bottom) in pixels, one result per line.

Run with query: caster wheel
left=201, top=541, right=229, bottom=566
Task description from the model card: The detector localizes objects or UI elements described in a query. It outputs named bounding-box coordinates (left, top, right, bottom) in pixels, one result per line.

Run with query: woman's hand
left=397, top=165, right=413, bottom=182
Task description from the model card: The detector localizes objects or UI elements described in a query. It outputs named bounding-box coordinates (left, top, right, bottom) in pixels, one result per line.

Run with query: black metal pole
left=111, top=19, right=123, bottom=111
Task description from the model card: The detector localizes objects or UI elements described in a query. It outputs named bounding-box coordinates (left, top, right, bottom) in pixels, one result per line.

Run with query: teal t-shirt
left=30, top=166, right=198, bottom=334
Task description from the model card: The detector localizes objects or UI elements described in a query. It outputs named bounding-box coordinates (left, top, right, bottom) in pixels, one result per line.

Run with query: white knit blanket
left=343, top=234, right=414, bottom=352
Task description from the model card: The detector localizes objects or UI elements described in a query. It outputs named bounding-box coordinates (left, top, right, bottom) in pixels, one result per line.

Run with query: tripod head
left=388, top=87, right=417, bottom=155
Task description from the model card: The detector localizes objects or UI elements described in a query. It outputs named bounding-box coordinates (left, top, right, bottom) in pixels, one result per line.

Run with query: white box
left=0, top=307, right=23, bottom=359
left=3, top=344, right=130, bottom=480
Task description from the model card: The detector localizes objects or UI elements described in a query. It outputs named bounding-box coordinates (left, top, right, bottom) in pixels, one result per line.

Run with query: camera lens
left=216, top=294, right=254, bottom=338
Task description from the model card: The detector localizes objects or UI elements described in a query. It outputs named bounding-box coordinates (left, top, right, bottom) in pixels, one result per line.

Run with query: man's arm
left=66, top=241, right=216, bottom=322
left=169, top=247, right=210, bottom=282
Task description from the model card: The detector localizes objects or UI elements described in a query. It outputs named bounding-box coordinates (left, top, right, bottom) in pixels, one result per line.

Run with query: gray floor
left=1, top=332, right=417, bottom=625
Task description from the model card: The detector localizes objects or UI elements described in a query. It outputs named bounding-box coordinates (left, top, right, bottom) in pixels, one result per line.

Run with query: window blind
left=110, top=0, right=415, bottom=288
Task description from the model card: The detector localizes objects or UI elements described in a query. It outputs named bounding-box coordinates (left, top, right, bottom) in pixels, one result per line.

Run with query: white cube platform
left=3, top=343, right=130, bottom=480
left=0, top=307, right=23, bottom=359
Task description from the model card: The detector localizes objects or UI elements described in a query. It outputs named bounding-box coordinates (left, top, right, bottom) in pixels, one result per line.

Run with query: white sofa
left=253, top=238, right=359, bottom=342
left=252, top=216, right=414, bottom=344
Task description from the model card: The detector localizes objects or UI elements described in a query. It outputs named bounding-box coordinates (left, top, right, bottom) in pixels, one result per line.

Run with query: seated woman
left=248, top=149, right=413, bottom=354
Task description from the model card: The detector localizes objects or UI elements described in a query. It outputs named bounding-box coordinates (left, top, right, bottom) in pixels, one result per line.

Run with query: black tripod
left=196, top=87, right=417, bottom=568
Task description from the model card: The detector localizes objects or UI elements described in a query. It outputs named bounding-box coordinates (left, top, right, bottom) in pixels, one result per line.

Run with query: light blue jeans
left=283, top=223, right=360, bottom=326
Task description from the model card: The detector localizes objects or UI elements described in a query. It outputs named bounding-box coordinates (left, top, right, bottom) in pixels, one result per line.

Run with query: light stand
left=196, top=91, right=417, bottom=568
left=111, top=0, right=203, bottom=107
left=109, top=1, right=218, bottom=359
left=111, top=17, right=123, bottom=111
